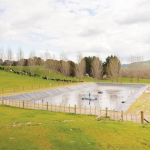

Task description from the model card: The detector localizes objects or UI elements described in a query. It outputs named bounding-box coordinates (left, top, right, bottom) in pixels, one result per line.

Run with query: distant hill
left=121, top=60, right=150, bottom=68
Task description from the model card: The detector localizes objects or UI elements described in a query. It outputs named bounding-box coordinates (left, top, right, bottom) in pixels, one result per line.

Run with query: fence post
left=80, top=107, right=81, bottom=114
left=90, top=106, right=91, bottom=115
left=121, top=110, right=123, bottom=122
left=105, top=107, right=108, bottom=117
left=47, top=102, right=48, bottom=111
left=74, top=105, right=76, bottom=114
left=113, top=109, right=115, bottom=120
left=141, top=111, right=144, bottom=124
left=2, top=98, right=4, bottom=105
left=59, top=103, right=61, bottom=112
left=23, top=101, right=24, bottom=108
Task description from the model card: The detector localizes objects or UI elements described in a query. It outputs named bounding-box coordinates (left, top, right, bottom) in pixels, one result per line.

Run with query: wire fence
left=0, top=82, right=75, bottom=94
left=0, top=99, right=149, bottom=124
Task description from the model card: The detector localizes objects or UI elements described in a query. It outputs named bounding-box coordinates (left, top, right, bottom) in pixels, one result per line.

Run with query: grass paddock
left=0, top=105, right=150, bottom=150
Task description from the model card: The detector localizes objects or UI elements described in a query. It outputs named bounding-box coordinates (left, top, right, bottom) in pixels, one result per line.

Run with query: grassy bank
left=0, top=105, right=150, bottom=150
left=127, top=93, right=150, bottom=117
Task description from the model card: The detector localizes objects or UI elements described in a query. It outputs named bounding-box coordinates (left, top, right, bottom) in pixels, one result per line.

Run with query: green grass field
left=0, top=68, right=82, bottom=95
left=0, top=105, right=150, bottom=150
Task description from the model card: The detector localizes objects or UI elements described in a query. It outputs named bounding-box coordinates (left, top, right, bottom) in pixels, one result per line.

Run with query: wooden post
left=47, top=102, right=48, bottom=111
left=114, top=110, right=115, bottom=120
left=90, top=106, right=91, bottom=115
left=74, top=105, right=76, bottom=114
left=59, top=103, right=61, bottom=112
left=141, top=111, right=144, bottom=124
left=80, top=107, right=81, bottom=114
left=23, top=101, right=24, bottom=108
left=105, top=107, right=108, bottom=117
left=117, top=111, right=118, bottom=120
left=121, top=110, right=123, bottom=122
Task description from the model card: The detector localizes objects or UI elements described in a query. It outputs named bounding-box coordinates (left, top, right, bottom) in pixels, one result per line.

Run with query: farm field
left=0, top=105, right=150, bottom=150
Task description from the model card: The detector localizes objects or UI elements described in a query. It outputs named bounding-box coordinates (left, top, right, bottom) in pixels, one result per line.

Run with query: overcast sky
left=0, top=0, right=150, bottom=63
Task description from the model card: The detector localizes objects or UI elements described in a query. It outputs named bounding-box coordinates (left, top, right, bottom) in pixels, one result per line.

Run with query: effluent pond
left=42, top=84, right=145, bottom=111
left=3, top=83, right=147, bottom=111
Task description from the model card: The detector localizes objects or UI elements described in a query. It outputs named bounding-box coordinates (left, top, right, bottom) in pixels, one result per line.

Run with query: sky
left=0, top=0, right=150, bottom=63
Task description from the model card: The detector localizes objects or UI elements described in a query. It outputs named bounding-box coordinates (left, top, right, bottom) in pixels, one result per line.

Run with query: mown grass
left=0, top=105, right=150, bottom=150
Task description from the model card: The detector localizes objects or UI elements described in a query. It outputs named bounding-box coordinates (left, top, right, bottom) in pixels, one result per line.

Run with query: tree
left=17, top=47, right=24, bottom=72
left=28, top=51, right=36, bottom=75
left=103, top=56, right=112, bottom=76
left=106, top=56, right=121, bottom=82
left=91, top=57, right=103, bottom=80
left=6, top=48, right=13, bottom=69
left=0, top=47, right=4, bottom=66
left=75, top=53, right=86, bottom=80
left=128, top=54, right=144, bottom=82
left=59, top=53, right=70, bottom=77
left=68, top=60, right=76, bottom=77
left=84, top=56, right=94, bottom=76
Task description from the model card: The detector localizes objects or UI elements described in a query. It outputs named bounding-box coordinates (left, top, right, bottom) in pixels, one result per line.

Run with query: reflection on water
left=36, top=85, right=138, bottom=110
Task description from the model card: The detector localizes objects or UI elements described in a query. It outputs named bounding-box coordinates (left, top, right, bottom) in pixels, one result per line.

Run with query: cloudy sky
left=0, top=0, right=150, bottom=63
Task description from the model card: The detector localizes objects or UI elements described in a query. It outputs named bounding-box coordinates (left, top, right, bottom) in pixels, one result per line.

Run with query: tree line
left=1, top=48, right=149, bottom=82
left=0, top=48, right=122, bottom=81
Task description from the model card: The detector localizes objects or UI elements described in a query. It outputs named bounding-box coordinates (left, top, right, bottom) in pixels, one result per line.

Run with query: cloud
left=0, top=0, right=150, bottom=63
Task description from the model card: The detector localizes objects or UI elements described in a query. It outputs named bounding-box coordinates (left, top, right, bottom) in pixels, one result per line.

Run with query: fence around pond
left=0, top=99, right=149, bottom=124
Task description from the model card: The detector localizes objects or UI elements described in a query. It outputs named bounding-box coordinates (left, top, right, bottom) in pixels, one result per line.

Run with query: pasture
left=0, top=105, right=150, bottom=150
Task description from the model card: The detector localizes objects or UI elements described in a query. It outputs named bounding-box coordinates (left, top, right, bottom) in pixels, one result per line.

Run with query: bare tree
left=60, top=53, right=70, bottom=77
left=91, top=57, right=103, bottom=80
left=6, top=48, right=13, bottom=69
left=39, top=53, right=45, bottom=77
left=17, top=47, right=24, bottom=72
left=0, top=47, right=4, bottom=66
left=108, top=56, right=121, bottom=82
left=28, top=51, right=36, bottom=75
left=75, top=53, right=86, bottom=80
left=44, top=50, right=52, bottom=78
left=128, top=55, right=143, bottom=83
